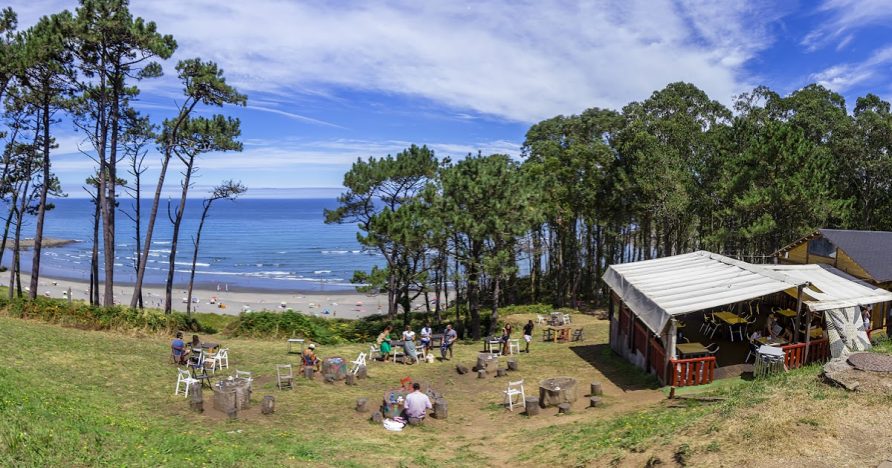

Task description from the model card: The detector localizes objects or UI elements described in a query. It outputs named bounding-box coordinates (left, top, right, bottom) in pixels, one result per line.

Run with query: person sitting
left=302, top=344, right=321, bottom=371
left=189, top=334, right=202, bottom=352
left=500, top=323, right=513, bottom=355
left=749, top=329, right=762, bottom=343
left=419, top=322, right=432, bottom=358
left=377, top=326, right=393, bottom=362
left=402, top=382, right=432, bottom=421
left=440, top=324, right=457, bottom=360
left=171, top=331, right=187, bottom=365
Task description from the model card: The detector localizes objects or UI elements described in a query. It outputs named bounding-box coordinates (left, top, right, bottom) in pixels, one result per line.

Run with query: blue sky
left=10, top=0, right=892, bottom=198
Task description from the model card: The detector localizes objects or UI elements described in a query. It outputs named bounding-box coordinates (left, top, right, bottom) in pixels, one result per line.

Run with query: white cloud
left=803, top=0, right=892, bottom=51
left=13, top=0, right=783, bottom=123
left=811, top=46, right=892, bottom=91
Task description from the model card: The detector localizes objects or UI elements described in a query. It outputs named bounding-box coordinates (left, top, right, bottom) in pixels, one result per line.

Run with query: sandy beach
left=15, top=273, right=448, bottom=320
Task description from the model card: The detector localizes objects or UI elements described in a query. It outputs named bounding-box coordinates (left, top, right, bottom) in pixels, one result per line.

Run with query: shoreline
left=16, top=272, right=451, bottom=320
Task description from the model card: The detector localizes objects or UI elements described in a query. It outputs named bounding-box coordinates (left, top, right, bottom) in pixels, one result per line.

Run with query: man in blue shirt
left=171, top=332, right=186, bottom=364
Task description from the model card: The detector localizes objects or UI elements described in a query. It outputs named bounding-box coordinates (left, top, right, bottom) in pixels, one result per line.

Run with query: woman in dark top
left=500, top=323, right=513, bottom=355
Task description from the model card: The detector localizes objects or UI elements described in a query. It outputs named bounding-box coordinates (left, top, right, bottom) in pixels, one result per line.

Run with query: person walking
left=522, top=320, right=534, bottom=353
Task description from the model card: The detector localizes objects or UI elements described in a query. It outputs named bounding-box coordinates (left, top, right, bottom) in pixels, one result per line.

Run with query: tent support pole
left=803, top=309, right=813, bottom=364
left=794, top=285, right=804, bottom=344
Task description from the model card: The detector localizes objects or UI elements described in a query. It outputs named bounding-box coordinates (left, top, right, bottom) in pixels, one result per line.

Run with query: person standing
left=441, top=324, right=457, bottom=360
left=402, top=325, right=418, bottom=364
left=420, top=322, right=432, bottom=358
left=377, top=326, right=393, bottom=362
left=522, top=320, right=534, bottom=353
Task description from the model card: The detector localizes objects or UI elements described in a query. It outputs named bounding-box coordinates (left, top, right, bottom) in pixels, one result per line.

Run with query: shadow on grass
left=569, top=344, right=660, bottom=391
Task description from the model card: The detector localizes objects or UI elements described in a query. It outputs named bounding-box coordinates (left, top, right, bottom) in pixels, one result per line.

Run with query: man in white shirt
left=403, top=383, right=432, bottom=420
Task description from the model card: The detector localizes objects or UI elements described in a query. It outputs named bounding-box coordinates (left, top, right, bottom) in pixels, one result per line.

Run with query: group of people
left=374, top=319, right=537, bottom=364
left=170, top=332, right=204, bottom=365
left=376, top=322, right=459, bottom=364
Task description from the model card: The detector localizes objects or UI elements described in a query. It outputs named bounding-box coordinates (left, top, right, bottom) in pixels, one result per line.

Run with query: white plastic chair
left=276, top=364, right=294, bottom=390
left=503, top=379, right=525, bottom=411
left=216, top=348, right=230, bottom=369
left=488, top=339, right=503, bottom=356
left=235, top=369, right=253, bottom=382
left=508, top=339, right=521, bottom=355
left=536, top=314, right=545, bottom=324
left=562, top=313, right=571, bottom=325
left=351, top=352, right=367, bottom=375
left=175, top=368, right=199, bottom=398
left=369, top=345, right=381, bottom=362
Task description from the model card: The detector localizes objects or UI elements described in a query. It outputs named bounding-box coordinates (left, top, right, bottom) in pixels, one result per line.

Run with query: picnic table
left=546, top=325, right=571, bottom=343
left=200, top=342, right=221, bottom=353
left=676, top=342, right=709, bottom=358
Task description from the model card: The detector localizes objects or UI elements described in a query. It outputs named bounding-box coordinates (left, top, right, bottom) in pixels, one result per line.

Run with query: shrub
left=0, top=295, right=208, bottom=335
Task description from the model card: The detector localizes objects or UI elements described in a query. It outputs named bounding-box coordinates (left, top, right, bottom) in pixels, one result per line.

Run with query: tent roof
left=602, top=251, right=807, bottom=334
left=763, top=264, right=892, bottom=311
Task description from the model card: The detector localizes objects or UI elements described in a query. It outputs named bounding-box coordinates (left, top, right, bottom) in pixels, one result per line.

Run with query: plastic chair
left=508, top=339, right=521, bottom=355
left=216, top=348, right=230, bottom=369
left=503, top=379, right=525, bottom=411
left=369, top=345, right=381, bottom=362
left=276, top=364, right=294, bottom=390
left=542, top=328, right=554, bottom=342
left=175, top=368, right=199, bottom=397
left=488, top=339, right=503, bottom=356
left=705, top=343, right=720, bottom=355
left=562, top=314, right=571, bottom=325
left=351, top=352, right=367, bottom=375
left=536, top=314, right=545, bottom=324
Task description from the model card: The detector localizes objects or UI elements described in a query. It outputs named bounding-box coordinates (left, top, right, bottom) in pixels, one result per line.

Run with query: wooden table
left=287, top=338, right=305, bottom=354
left=676, top=342, right=709, bottom=358
left=546, top=326, right=571, bottom=342
left=713, top=311, right=747, bottom=325
left=809, top=327, right=824, bottom=339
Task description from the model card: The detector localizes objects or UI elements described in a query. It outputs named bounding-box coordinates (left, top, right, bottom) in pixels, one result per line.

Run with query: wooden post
left=370, top=411, right=383, bottom=423
left=67, top=287, right=72, bottom=305
left=667, top=321, right=677, bottom=360
left=803, top=309, right=814, bottom=364
left=432, top=398, right=448, bottom=419
left=189, top=382, right=203, bottom=413
left=477, top=369, right=486, bottom=379
left=303, top=367, right=315, bottom=379
left=356, top=365, right=368, bottom=379
left=356, top=398, right=369, bottom=412
left=496, top=368, right=507, bottom=377
left=794, top=285, right=804, bottom=343
left=590, top=381, right=602, bottom=396
left=261, top=395, right=275, bottom=415
left=557, top=403, right=571, bottom=414
left=507, top=359, right=518, bottom=371
left=524, top=397, right=540, bottom=416
left=589, top=396, right=601, bottom=408
left=346, top=373, right=356, bottom=386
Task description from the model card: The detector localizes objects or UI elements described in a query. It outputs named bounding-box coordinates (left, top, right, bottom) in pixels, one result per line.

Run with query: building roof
left=602, top=251, right=807, bottom=334
left=817, top=229, right=892, bottom=283
left=762, top=264, right=892, bottom=311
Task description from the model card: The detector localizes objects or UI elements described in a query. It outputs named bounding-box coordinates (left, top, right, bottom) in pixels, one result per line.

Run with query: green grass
left=2, top=309, right=892, bottom=467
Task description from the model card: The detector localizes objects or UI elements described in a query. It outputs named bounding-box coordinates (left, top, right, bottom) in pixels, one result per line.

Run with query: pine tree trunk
left=29, top=103, right=52, bottom=300
left=165, top=159, right=195, bottom=313
left=186, top=200, right=212, bottom=316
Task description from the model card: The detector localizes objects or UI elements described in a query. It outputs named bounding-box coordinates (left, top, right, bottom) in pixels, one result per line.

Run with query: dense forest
left=328, top=82, right=892, bottom=339
left=0, top=1, right=246, bottom=313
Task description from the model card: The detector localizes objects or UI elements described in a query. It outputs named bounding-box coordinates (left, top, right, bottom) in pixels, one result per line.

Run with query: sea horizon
left=3, top=197, right=381, bottom=293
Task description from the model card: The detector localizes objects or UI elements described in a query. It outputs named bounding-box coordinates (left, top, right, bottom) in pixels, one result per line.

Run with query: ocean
left=5, top=198, right=383, bottom=292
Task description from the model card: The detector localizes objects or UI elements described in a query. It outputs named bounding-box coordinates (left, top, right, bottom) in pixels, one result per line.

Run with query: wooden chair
left=276, top=364, right=294, bottom=390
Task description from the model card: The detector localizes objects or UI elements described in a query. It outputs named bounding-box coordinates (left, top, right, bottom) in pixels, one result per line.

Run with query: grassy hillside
left=1, top=311, right=890, bottom=467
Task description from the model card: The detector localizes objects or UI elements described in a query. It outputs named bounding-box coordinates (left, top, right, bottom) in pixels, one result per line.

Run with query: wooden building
left=775, top=229, right=892, bottom=331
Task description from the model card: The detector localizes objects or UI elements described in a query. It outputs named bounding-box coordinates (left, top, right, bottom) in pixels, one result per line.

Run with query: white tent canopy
left=763, top=264, right=892, bottom=312
left=603, top=251, right=807, bottom=334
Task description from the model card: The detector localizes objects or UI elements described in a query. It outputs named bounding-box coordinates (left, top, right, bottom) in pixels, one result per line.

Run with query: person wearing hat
left=302, top=344, right=321, bottom=371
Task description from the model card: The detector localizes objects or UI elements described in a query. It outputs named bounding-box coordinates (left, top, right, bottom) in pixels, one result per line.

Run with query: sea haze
left=6, top=198, right=382, bottom=292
